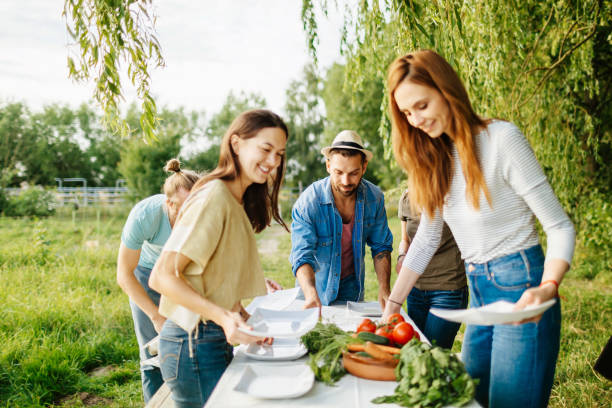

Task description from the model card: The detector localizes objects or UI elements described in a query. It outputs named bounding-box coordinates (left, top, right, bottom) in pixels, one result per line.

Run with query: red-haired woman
left=149, top=109, right=289, bottom=408
left=384, top=50, right=575, bottom=408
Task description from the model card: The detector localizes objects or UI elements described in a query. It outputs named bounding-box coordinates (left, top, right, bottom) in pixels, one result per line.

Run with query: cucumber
left=356, top=351, right=373, bottom=358
left=357, top=331, right=390, bottom=345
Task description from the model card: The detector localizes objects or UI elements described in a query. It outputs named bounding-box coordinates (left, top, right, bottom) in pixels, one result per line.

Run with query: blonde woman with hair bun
left=116, top=158, right=199, bottom=404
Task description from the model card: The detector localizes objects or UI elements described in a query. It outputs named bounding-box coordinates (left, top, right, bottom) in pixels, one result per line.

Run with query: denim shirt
left=289, top=177, right=393, bottom=305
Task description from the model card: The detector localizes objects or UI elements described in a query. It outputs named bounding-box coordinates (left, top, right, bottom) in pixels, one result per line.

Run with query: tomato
left=392, top=322, right=414, bottom=346
left=357, top=318, right=376, bottom=333
left=387, top=313, right=405, bottom=328
left=375, top=325, right=395, bottom=344
left=413, top=330, right=420, bottom=341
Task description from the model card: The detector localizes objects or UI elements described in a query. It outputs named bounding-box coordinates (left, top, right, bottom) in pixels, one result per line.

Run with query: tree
left=185, top=91, right=268, bottom=174
left=0, top=102, right=127, bottom=187
left=302, top=0, right=611, bottom=274
left=0, top=103, right=31, bottom=186
left=77, top=104, right=125, bottom=186
left=118, top=104, right=201, bottom=199
left=20, top=104, right=94, bottom=186
left=322, top=63, right=403, bottom=188
left=283, top=64, right=327, bottom=187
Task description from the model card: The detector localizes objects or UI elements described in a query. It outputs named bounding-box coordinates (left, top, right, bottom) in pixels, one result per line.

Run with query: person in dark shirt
left=396, top=189, right=468, bottom=348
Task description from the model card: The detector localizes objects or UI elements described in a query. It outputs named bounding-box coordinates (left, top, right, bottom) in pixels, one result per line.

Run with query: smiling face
left=326, top=152, right=367, bottom=198
left=393, top=80, right=452, bottom=138
left=232, top=127, right=287, bottom=186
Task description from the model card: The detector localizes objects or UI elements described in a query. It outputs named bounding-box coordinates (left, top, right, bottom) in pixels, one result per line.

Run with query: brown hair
left=191, top=109, right=289, bottom=233
left=387, top=50, right=491, bottom=218
left=162, top=159, right=200, bottom=200
left=328, top=148, right=366, bottom=164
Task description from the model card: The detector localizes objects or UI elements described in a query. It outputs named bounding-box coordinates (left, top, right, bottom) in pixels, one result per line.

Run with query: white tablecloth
left=205, top=289, right=480, bottom=408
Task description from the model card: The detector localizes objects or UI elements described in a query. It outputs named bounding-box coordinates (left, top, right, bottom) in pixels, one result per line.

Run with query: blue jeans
left=159, top=320, right=233, bottom=408
left=296, top=273, right=364, bottom=305
left=461, top=245, right=561, bottom=408
left=333, top=273, right=363, bottom=304
left=406, top=286, right=468, bottom=349
left=129, top=265, right=164, bottom=403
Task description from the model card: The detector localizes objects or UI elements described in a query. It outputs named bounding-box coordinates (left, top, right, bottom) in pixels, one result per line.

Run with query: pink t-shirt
left=340, top=216, right=355, bottom=279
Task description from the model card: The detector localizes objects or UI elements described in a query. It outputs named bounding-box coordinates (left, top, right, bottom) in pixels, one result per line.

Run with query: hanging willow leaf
left=63, top=0, right=164, bottom=142
left=301, top=0, right=611, bottom=268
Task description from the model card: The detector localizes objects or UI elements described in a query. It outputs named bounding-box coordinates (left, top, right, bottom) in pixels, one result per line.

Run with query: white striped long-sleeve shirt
left=402, top=120, right=575, bottom=273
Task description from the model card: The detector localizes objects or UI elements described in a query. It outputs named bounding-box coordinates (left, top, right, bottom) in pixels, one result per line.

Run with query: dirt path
left=258, top=224, right=286, bottom=255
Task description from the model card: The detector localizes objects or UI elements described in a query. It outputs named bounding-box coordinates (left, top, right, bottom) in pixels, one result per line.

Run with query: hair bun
left=164, top=158, right=181, bottom=173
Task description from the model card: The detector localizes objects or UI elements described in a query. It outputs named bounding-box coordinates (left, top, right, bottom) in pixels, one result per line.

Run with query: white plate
left=245, top=287, right=300, bottom=314
left=430, top=299, right=557, bottom=325
left=238, top=308, right=318, bottom=338
left=346, top=301, right=382, bottom=317
left=233, top=365, right=314, bottom=399
left=244, top=338, right=308, bottom=361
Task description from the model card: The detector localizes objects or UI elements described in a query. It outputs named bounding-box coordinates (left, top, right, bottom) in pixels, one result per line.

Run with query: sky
left=0, top=0, right=345, bottom=117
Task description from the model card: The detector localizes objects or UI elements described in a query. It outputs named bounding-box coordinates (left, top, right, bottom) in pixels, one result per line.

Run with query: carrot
left=347, top=343, right=365, bottom=352
left=348, top=342, right=401, bottom=355
left=365, top=341, right=395, bottom=362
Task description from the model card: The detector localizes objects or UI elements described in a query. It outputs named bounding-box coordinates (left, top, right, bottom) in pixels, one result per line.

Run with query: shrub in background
left=1, top=187, right=57, bottom=217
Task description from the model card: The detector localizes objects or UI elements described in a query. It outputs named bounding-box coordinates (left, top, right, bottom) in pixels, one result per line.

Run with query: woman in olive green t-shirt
left=397, top=190, right=468, bottom=349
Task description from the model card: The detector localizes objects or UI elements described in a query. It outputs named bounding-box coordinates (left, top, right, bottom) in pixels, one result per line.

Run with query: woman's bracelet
left=539, top=279, right=560, bottom=298
left=396, top=253, right=406, bottom=262
left=387, top=298, right=403, bottom=306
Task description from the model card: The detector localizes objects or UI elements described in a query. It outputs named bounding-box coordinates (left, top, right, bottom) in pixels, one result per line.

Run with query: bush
left=0, top=188, right=7, bottom=213
left=2, top=187, right=57, bottom=217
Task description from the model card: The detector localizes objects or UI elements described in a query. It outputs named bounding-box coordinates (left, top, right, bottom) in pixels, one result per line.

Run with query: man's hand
left=303, top=293, right=322, bottom=318
left=378, top=288, right=390, bottom=312
left=296, top=263, right=321, bottom=315
left=373, top=250, right=391, bottom=311
left=303, top=293, right=322, bottom=310
left=395, top=254, right=406, bottom=274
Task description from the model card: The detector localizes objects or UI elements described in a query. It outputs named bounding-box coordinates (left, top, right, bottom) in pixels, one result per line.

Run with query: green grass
left=0, top=207, right=609, bottom=407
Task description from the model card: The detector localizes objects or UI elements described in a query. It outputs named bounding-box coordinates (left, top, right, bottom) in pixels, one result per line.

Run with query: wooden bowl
left=342, top=352, right=398, bottom=381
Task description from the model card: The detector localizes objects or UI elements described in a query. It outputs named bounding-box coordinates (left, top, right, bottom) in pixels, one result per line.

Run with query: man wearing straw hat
left=290, top=130, right=393, bottom=309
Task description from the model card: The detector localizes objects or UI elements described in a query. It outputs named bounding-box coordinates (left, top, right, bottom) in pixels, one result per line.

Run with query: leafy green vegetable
left=300, top=322, right=347, bottom=353
left=300, top=322, right=362, bottom=385
left=372, top=339, right=477, bottom=407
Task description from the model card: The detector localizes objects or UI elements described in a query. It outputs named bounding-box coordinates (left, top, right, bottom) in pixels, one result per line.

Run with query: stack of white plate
left=234, top=307, right=319, bottom=399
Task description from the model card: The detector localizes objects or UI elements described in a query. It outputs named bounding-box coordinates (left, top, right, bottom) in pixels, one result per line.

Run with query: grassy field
left=0, top=207, right=610, bottom=407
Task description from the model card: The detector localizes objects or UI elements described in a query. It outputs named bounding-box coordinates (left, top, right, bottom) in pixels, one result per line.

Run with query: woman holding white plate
left=149, top=109, right=289, bottom=408
left=383, top=50, right=575, bottom=408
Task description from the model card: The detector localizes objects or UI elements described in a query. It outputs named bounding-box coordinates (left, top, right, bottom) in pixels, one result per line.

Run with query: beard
left=332, top=179, right=360, bottom=197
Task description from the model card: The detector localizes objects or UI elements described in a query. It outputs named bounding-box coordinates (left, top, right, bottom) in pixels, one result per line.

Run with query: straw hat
left=320, top=130, right=373, bottom=161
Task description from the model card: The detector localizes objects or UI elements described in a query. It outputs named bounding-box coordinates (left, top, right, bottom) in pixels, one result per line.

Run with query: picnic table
left=203, top=288, right=481, bottom=408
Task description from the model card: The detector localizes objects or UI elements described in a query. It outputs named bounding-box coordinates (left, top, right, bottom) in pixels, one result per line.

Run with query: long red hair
left=387, top=50, right=491, bottom=218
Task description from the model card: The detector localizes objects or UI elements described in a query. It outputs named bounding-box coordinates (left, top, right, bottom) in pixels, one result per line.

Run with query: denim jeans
left=296, top=272, right=364, bottom=305
left=159, top=320, right=233, bottom=408
left=129, top=265, right=164, bottom=403
left=461, top=245, right=561, bottom=408
left=330, top=273, right=364, bottom=305
left=406, top=286, right=468, bottom=349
